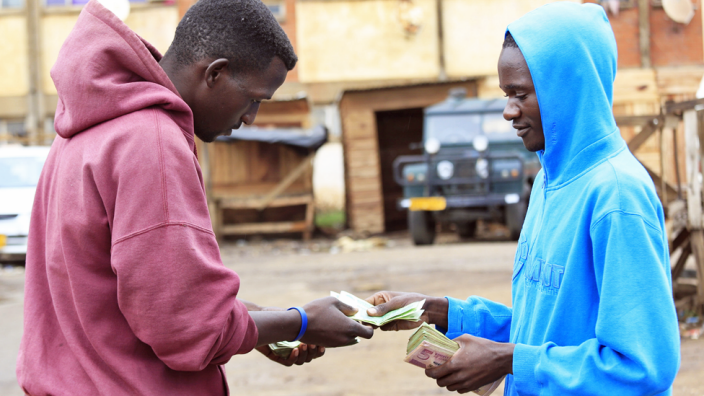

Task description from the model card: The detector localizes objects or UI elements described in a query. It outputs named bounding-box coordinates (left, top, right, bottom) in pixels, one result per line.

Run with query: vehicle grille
left=454, top=161, right=477, bottom=179
left=441, top=183, right=487, bottom=196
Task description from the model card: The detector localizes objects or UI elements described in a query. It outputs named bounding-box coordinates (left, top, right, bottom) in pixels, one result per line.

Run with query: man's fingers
left=353, top=322, right=374, bottom=339
left=426, top=361, right=453, bottom=380
left=335, top=300, right=359, bottom=316
left=364, top=293, right=388, bottom=306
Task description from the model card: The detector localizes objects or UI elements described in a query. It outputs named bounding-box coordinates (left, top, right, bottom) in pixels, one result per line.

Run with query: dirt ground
left=1, top=232, right=703, bottom=395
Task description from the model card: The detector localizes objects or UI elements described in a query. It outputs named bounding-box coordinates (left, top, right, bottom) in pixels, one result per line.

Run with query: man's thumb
left=336, top=301, right=359, bottom=316
left=367, top=303, right=390, bottom=317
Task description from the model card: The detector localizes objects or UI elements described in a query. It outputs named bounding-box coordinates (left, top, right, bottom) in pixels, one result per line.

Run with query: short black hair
left=503, top=31, right=519, bottom=49
left=167, top=0, right=297, bottom=73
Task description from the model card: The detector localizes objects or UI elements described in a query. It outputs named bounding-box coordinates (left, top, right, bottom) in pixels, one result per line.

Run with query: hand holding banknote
left=365, top=291, right=449, bottom=331
left=256, top=342, right=325, bottom=367
left=425, top=334, right=514, bottom=394
left=242, top=302, right=327, bottom=366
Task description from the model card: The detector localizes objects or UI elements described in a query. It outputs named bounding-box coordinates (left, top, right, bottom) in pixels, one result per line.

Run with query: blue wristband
left=287, top=306, right=307, bottom=342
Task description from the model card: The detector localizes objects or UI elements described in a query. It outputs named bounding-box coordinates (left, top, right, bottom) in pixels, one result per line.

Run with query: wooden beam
left=644, top=165, right=679, bottom=203
left=685, top=110, right=702, bottom=228
left=670, top=227, right=691, bottom=254
left=220, top=221, right=308, bottom=235
left=672, top=241, right=692, bottom=282
left=684, top=109, right=704, bottom=308
left=627, top=119, right=660, bottom=153
left=219, top=194, right=313, bottom=209
left=26, top=0, right=44, bottom=145
left=615, top=115, right=661, bottom=127
left=256, top=153, right=314, bottom=210
left=638, top=0, right=651, bottom=68
left=666, top=98, right=704, bottom=114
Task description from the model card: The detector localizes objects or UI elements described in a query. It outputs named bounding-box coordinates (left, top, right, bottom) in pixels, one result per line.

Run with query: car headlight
left=472, top=135, right=488, bottom=152
left=424, top=138, right=441, bottom=155
left=436, top=160, right=454, bottom=180
left=476, top=158, right=489, bottom=179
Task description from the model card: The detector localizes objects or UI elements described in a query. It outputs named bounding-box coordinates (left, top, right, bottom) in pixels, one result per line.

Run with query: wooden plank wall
left=614, top=66, right=704, bottom=188
left=340, top=81, right=477, bottom=234
left=208, top=140, right=312, bottom=198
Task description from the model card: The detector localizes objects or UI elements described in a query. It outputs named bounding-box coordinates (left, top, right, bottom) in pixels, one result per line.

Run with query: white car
left=0, top=145, right=51, bottom=262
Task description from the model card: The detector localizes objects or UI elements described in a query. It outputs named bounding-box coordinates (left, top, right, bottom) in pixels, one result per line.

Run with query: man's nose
left=503, top=100, right=520, bottom=121
left=241, top=103, right=261, bottom=126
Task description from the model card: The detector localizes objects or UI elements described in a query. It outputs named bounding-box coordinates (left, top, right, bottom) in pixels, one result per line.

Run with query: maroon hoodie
left=16, top=2, right=257, bottom=394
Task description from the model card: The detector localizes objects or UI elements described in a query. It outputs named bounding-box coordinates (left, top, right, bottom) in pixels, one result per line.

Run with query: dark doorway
left=375, top=108, right=424, bottom=231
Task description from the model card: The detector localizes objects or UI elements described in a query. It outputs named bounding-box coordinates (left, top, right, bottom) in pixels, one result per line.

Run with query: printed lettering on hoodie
left=514, top=233, right=564, bottom=295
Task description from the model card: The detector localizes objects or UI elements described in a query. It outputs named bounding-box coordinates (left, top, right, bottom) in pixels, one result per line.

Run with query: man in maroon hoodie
left=17, top=0, right=373, bottom=394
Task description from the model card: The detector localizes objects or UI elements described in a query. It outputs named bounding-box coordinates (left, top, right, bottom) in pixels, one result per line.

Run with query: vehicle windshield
left=425, top=112, right=518, bottom=145
left=0, top=157, right=46, bottom=188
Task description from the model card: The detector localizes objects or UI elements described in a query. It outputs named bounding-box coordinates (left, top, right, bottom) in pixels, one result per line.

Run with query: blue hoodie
left=443, top=3, right=680, bottom=395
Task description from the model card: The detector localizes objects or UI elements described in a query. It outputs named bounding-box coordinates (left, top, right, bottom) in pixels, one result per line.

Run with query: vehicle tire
left=506, top=201, right=527, bottom=241
left=456, top=221, right=477, bottom=238
left=408, top=210, right=436, bottom=246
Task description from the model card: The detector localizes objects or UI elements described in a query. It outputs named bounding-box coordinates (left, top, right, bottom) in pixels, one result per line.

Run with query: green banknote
left=268, top=338, right=360, bottom=359
left=330, top=291, right=425, bottom=326
left=268, top=340, right=302, bottom=358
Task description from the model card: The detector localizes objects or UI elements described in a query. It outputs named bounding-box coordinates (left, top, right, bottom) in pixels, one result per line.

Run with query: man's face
left=498, top=46, right=544, bottom=152
left=191, top=56, right=288, bottom=143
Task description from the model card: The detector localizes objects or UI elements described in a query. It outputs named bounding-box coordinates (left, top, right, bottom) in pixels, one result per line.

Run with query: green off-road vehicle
left=393, top=89, right=541, bottom=245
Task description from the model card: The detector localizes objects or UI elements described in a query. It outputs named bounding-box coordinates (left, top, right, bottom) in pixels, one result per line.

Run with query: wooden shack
left=198, top=97, right=324, bottom=240
left=339, top=80, right=478, bottom=234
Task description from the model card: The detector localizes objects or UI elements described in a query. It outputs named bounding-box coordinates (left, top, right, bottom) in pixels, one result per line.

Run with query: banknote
left=269, top=337, right=360, bottom=359
left=405, top=323, right=504, bottom=396
left=331, top=291, right=424, bottom=326
left=268, top=340, right=301, bottom=358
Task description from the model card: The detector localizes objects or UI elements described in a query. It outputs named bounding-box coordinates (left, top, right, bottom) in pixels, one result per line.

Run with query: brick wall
left=650, top=2, right=703, bottom=67
left=589, top=0, right=704, bottom=68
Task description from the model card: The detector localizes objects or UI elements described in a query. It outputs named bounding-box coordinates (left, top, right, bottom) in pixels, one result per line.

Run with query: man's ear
left=204, top=58, right=230, bottom=88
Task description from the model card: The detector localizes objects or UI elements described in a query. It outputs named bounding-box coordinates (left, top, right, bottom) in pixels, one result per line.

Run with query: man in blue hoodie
left=366, top=2, right=680, bottom=395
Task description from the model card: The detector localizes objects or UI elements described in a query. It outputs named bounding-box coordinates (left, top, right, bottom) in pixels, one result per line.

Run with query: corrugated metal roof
left=425, top=97, right=507, bottom=115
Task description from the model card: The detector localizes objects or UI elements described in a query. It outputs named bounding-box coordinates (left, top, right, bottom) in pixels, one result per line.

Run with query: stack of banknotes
left=330, top=291, right=425, bottom=326
left=404, top=323, right=504, bottom=396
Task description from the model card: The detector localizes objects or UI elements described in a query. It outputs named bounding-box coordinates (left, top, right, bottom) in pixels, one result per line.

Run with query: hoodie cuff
left=444, top=296, right=472, bottom=339
left=512, top=343, right=542, bottom=396
left=211, top=300, right=259, bottom=365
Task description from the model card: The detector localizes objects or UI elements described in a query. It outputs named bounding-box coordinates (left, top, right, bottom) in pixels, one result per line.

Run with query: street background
left=2, top=233, right=703, bottom=395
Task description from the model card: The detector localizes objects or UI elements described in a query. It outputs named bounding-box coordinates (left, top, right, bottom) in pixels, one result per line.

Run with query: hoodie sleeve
left=512, top=211, right=680, bottom=396
left=111, top=225, right=258, bottom=371
left=444, top=296, right=512, bottom=342
left=106, top=110, right=258, bottom=372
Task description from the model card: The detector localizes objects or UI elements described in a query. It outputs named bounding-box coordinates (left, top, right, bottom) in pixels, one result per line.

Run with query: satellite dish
left=662, top=0, right=694, bottom=24
left=98, top=0, right=131, bottom=21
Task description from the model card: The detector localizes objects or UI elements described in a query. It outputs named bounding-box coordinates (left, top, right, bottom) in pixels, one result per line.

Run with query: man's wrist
left=424, top=296, right=449, bottom=329
left=497, top=342, right=515, bottom=375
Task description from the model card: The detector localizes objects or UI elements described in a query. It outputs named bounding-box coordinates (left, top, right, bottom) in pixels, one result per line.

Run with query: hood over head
left=51, top=0, right=193, bottom=143
left=507, top=2, right=625, bottom=188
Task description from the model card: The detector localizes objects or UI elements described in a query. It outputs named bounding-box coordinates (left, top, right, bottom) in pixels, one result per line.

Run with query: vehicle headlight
left=436, top=160, right=454, bottom=180
left=475, top=158, right=489, bottom=179
left=472, top=134, right=489, bottom=152
left=424, top=138, right=441, bottom=155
